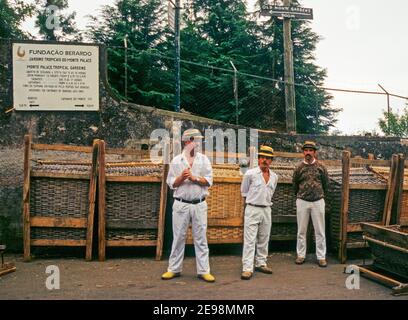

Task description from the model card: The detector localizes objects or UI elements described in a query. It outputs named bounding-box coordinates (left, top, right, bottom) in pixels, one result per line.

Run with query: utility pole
left=174, top=0, right=181, bottom=112
left=260, top=2, right=312, bottom=133
left=283, top=0, right=296, bottom=133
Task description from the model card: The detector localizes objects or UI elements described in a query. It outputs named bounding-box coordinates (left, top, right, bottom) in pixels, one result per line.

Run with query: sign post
left=12, top=42, right=99, bottom=111
left=169, top=0, right=181, bottom=113
left=261, top=1, right=314, bottom=133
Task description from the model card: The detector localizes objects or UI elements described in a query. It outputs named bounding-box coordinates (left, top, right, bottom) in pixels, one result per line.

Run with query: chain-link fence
left=106, top=47, right=287, bottom=131
left=106, top=46, right=408, bottom=135
left=2, top=37, right=407, bottom=134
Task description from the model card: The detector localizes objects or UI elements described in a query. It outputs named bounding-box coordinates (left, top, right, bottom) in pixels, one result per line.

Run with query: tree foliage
left=85, top=0, right=339, bottom=133
left=0, top=0, right=35, bottom=39
left=87, top=0, right=174, bottom=105
left=1, top=0, right=340, bottom=133
left=379, top=107, right=408, bottom=137
left=35, top=0, right=81, bottom=41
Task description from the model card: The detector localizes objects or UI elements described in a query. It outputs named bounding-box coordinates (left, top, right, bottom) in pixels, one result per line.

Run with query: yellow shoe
left=241, top=271, right=253, bottom=280
left=198, top=273, right=215, bottom=283
left=161, top=271, right=181, bottom=280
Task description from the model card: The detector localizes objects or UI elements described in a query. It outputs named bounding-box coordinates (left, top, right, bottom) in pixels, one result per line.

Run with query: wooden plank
left=395, top=154, right=405, bottom=225
left=107, top=220, right=159, bottom=230
left=346, top=241, right=368, bottom=249
left=213, top=177, right=242, bottom=183
left=0, top=264, right=17, bottom=277
left=362, top=222, right=408, bottom=237
left=105, top=176, right=161, bottom=183
left=106, top=240, right=157, bottom=247
left=361, top=223, right=408, bottom=248
left=23, top=134, right=31, bottom=262
left=106, top=148, right=149, bottom=156
left=339, top=150, right=351, bottom=263
left=86, top=140, right=99, bottom=261
left=208, top=238, right=243, bottom=244
left=106, top=162, right=158, bottom=167
left=30, top=217, right=87, bottom=228
left=207, top=217, right=244, bottom=227
left=32, top=143, right=93, bottom=153
left=370, top=167, right=390, bottom=182
left=31, top=239, right=86, bottom=246
left=349, top=184, right=387, bottom=190
left=31, top=172, right=90, bottom=180
left=382, top=159, right=394, bottom=225
left=364, top=235, right=408, bottom=253
left=351, top=158, right=391, bottom=167
left=98, top=140, right=106, bottom=261
left=358, top=266, right=403, bottom=287
left=156, top=163, right=169, bottom=261
left=400, top=217, right=408, bottom=227
left=36, top=160, right=91, bottom=166
left=320, top=160, right=342, bottom=167
left=212, top=164, right=240, bottom=170
left=384, top=155, right=399, bottom=226
left=347, top=222, right=382, bottom=233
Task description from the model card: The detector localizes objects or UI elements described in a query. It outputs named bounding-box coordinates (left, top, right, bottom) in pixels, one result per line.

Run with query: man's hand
left=173, top=169, right=192, bottom=188
left=190, top=176, right=210, bottom=186
left=182, top=168, right=192, bottom=180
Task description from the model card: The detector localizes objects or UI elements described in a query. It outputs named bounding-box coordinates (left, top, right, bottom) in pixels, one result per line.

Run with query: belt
left=248, top=203, right=269, bottom=208
left=175, top=197, right=206, bottom=204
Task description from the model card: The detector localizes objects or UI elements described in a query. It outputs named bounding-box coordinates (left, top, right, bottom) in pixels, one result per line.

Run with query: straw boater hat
left=302, top=140, right=318, bottom=150
left=182, top=128, right=204, bottom=140
left=257, top=145, right=274, bottom=158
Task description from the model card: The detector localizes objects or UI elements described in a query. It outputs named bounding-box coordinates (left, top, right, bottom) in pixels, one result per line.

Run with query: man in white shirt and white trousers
left=161, top=128, right=215, bottom=283
left=240, top=145, right=278, bottom=280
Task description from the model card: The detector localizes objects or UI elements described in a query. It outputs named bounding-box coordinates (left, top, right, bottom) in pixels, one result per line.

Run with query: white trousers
left=242, top=205, right=272, bottom=272
left=296, top=198, right=326, bottom=260
left=167, top=200, right=210, bottom=275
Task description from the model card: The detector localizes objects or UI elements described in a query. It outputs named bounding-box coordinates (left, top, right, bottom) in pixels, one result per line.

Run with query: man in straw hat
left=292, top=141, right=329, bottom=267
left=161, top=128, right=215, bottom=283
left=240, top=145, right=278, bottom=280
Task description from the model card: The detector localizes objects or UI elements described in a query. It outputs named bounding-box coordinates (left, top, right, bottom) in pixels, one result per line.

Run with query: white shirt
left=166, top=151, right=213, bottom=201
left=241, top=167, right=278, bottom=207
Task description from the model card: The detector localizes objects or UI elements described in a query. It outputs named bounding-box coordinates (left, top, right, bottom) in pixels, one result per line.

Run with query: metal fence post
left=230, top=61, right=238, bottom=125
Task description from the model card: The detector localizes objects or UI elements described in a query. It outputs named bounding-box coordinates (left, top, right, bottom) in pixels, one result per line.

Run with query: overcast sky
left=21, top=0, right=408, bottom=135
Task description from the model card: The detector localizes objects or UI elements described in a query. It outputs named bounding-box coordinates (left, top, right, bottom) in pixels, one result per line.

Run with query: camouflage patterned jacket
left=292, top=161, right=329, bottom=202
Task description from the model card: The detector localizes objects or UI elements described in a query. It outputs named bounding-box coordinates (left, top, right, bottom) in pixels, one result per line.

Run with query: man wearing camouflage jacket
left=292, top=141, right=329, bottom=267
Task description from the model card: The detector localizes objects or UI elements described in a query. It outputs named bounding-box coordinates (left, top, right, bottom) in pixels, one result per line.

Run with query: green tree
left=87, top=0, right=174, bottom=106
left=179, top=0, right=338, bottom=132
left=35, top=0, right=81, bottom=41
left=181, top=0, right=270, bottom=124
left=379, top=108, right=408, bottom=137
left=0, top=0, right=35, bottom=39
left=86, top=0, right=339, bottom=133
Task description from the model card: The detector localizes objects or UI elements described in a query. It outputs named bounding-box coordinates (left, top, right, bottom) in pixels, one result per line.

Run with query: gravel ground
left=0, top=248, right=407, bottom=300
